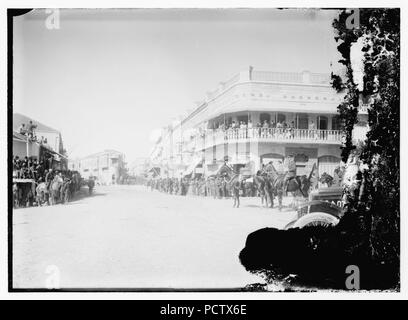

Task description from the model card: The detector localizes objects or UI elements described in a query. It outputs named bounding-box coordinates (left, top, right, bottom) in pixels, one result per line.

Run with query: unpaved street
left=13, top=185, right=296, bottom=289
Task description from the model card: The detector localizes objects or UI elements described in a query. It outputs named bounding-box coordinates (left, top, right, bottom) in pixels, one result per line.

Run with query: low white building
left=69, top=150, right=127, bottom=185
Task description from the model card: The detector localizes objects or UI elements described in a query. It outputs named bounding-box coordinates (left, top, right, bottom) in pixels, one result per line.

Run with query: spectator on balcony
left=27, top=121, right=37, bottom=139
left=18, top=123, right=27, bottom=135
left=239, top=121, right=247, bottom=138
left=247, top=119, right=253, bottom=138
left=288, top=121, right=296, bottom=139
left=262, top=120, right=269, bottom=128
left=310, top=120, right=316, bottom=139
left=254, top=122, right=261, bottom=138
left=276, top=121, right=283, bottom=137
left=261, top=120, right=269, bottom=138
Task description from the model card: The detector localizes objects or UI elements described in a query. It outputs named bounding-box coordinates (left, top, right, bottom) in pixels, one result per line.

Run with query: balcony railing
left=184, top=128, right=342, bottom=151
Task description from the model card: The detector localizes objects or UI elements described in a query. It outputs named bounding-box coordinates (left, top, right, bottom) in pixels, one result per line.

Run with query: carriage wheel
left=292, top=212, right=339, bottom=229
left=284, top=220, right=296, bottom=230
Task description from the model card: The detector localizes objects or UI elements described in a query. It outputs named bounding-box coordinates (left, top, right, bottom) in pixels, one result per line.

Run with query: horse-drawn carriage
left=12, top=178, right=36, bottom=208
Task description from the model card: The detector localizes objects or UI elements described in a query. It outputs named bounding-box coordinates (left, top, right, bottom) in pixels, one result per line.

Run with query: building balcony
left=179, top=69, right=346, bottom=128
left=183, top=127, right=342, bottom=152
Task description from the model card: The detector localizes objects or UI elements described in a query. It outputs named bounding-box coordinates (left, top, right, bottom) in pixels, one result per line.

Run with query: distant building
left=69, top=150, right=127, bottom=185
left=129, top=157, right=150, bottom=176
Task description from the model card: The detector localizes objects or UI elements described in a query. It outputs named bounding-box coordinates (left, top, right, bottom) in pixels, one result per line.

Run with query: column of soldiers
left=146, top=175, right=256, bottom=199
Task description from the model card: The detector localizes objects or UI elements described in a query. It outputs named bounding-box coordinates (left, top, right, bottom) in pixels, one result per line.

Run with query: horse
left=242, top=177, right=255, bottom=197
left=319, top=172, right=334, bottom=187
left=253, top=172, right=275, bottom=208
left=49, top=179, right=63, bottom=205
left=217, top=164, right=242, bottom=197
left=267, top=162, right=315, bottom=209
left=36, top=182, right=48, bottom=206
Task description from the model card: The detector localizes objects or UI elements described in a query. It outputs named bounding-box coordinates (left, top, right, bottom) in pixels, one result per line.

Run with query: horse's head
left=263, top=162, right=279, bottom=180
left=299, top=175, right=312, bottom=198
left=217, top=163, right=237, bottom=182
left=319, top=172, right=333, bottom=185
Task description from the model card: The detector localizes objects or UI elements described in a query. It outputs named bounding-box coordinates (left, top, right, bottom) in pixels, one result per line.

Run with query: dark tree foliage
left=332, top=9, right=400, bottom=287
left=239, top=9, right=399, bottom=290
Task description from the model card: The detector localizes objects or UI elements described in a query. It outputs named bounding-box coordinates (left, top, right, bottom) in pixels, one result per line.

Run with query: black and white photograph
left=6, top=4, right=402, bottom=295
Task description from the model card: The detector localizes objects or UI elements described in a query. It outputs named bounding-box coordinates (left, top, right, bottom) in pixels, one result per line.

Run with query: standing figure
left=232, top=175, right=242, bottom=208
left=283, top=154, right=297, bottom=195
left=88, top=176, right=95, bottom=195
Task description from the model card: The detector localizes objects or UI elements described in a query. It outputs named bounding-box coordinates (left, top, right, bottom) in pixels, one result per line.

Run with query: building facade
left=150, top=68, right=369, bottom=179
left=68, top=150, right=127, bottom=185
left=13, top=113, right=68, bottom=170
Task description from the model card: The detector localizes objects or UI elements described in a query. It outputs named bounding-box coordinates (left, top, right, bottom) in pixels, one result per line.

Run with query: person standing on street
left=232, top=174, right=242, bottom=208
left=88, top=176, right=95, bottom=195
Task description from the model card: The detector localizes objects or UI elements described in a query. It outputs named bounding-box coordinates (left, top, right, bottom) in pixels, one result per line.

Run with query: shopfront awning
left=147, top=167, right=161, bottom=177
left=13, top=131, right=27, bottom=142
left=40, top=144, right=68, bottom=160
left=182, top=157, right=203, bottom=177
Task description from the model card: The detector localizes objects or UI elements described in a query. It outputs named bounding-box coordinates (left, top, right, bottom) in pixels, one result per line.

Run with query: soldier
left=64, top=179, right=72, bottom=203
left=283, top=154, right=297, bottom=195
left=87, top=176, right=95, bottom=195
left=232, top=175, right=242, bottom=208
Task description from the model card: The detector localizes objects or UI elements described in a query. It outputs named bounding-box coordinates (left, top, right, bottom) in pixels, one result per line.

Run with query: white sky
left=13, top=8, right=342, bottom=163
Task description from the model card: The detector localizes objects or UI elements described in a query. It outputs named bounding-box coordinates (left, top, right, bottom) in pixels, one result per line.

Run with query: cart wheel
left=292, top=212, right=339, bottom=229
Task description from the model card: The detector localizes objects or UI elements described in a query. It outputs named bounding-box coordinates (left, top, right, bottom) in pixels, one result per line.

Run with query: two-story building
left=13, top=113, right=68, bottom=170
left=150, top=68, right=369, bottom=179
left=69, top=150, right=127, bottom=185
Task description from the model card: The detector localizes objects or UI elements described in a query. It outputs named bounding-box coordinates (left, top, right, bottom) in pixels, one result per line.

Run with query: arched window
left=318, top=116, right=328, bottom=130
left=298, top=114, right=309, bottom=129
left=237, top=115, right=248, bottom=123
left=318, top=155, right=341, bottom=178
left=260, top=113, right=271, bottom=123
left=277, top=113, right=286, bottom=123
left=331, top=115, right=341, bottom=130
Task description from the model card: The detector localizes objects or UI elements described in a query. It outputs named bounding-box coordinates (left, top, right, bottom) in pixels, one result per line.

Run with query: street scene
left=10, top=8, right=400, bottom=291
left=13, top=185, right=297, bottom=289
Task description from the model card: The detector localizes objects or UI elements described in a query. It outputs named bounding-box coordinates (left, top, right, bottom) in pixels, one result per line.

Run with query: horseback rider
left=283, top=154, right=297, bottom=195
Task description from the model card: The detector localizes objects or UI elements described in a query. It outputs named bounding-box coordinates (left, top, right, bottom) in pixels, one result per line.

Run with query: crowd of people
left=207, top=119, right=317, bottom=140
left=13, top=119, right=87, bottom=208
left=12, top=155, right=83, bottom=208
left=146, top=175, right=257, bottom=199
left=18, top=120, right=51, bottom=146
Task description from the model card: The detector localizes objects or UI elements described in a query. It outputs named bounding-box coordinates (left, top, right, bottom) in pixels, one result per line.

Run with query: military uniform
left=232, top=179, right=241, bottom=208
left=283, top=156, right=297, bottom=193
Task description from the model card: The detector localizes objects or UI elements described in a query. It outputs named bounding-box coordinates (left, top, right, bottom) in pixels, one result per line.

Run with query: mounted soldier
left=283, top=154, right=299, bottom=195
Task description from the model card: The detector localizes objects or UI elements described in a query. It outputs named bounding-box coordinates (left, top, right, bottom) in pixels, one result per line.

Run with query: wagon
left=284, top=186, right=344, bottom=229
left=12, top=178, right=36, bottom=208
